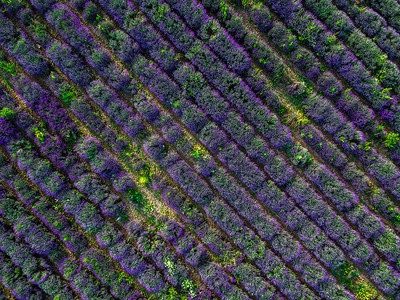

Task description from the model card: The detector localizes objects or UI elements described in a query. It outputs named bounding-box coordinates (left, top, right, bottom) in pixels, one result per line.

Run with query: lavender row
left=0, top=109, right=145, bottom=299
left=79, top=0, right=396, bottom=292
left=23, top=4, right=148, bottom=140
left=0, top=155, right=125, bottom=300
left=202, top=0, right=400, bottom=176
left=110, top=7, right=400, bottom=296
left=0, top=51, right=215, bottom=298
left=258, top=0, right=400, bottom=134
left=298, top=0, right=400, bottom=154
left=202, top=0, right=400, bottom=230
left=169, top=54, right=400, bottom=276
left=0, top=11, right=222, bottom=297
left=289, top=0, right=400, bottom=95
left=154, top=176, right=286, bottom=300
left=0, top=77, right=129, bottom=221
left=237, top=0, right=395, bottom=150
left=0, top=184, right=113, bottom=300
left=96, top=0, right=400, bottom=236
left=163, top=1, right=396, bottom=206
left=12, top=0, right=390, bottom=296
left=94, top=0, right=296, bottom=154
left=11, top=5, right=250, bottom=296
left=213, top=0, right=400, bottom=233
left=149, top=119, right=398, bottom=298
left=200, top=0, right=400, bottom=199
left=82, top=35, right=343, bottom=298
left=0, top=13, right=142, bottom=218
left=0, top=248, right=46, bottom=300
left=0, top=154, right=90, bottom=258
left=121, top=67, right=400, bottom=292
left=359, top=0, right=400, bottom=39
left=0, top=157, right=146, bottom=299
left=33, top=2, right=334, bottom=298
left=0, top=48, right=157, bottom=298
left=120, top=0, right=400, bottom=216
left=57, top=8, right=312, bottom=296
left=45, top=4, right=139, bottom=94
left=123, top=219, right=217, bottom=300
left=0, top=12, right=48, bottom=75
left=10, top=0, right=400, bottom=278
left=141, top=1, right=384, bottom=165
left=75, top=137, right=219, bottom=299
left=0, top=94, right=172, bottom=296
left=207, top=0, right=399, bottom=153
left=0, top=197, right=76, bottom=300
left=305, top=0, right=400, bottom=62
left=76, top=29, right=354, bottom=296
left=135, top=61, right=385, bottom=287
left=80, top=72, right=271, bottom=299
left=145, top=128, right=362, bottom=299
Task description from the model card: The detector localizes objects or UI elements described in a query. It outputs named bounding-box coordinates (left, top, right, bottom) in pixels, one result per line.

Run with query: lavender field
left=1, top=0, right=400, bottom=299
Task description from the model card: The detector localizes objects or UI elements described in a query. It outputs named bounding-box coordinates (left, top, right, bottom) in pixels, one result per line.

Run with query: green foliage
left=0, top=107, right=15, bottom=120
left=353, top=280, right=377, bottom=300
left=332, top=263, right=358, bottom=288
left=98, top=20, right=113, bottom=36
left=34, top=129, right=45, bottom=143
left=31, top=21, right=47, bottom=40
left=58, top=83, right=78, bottom=106
left=298, top=21, right=318, bottom=46
left=161, top=287, right=187, bottom=300
left=362, top=141, right=371, bottom=151
left=392, top=214, right=400, bottom=225
left=384, top=132, right=399, bottom=148
left=60, top=91, right=75, bottom=106
left=373, top=87, right=393, bottom=99
left=127, top=188, right=144, bottom=206
left=190, top=144, right=206, bottom=159
left=0, top=0, right=26, bottom=9
left=242, top=0, right=254, bottom=8
left=155, top=4, right=169, bottom=22
left=65, top=129, right=78, bottom=145
left=220, top=2, right=228, bottom=21
left=0, top=60, right=17, bottom=87
left=182, top=279, right=196, bottom=298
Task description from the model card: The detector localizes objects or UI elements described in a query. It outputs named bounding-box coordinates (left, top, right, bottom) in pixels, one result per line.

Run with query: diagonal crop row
left=0, top=67, right=202, bottom=298
left=2, top=1, right=396, bottom=293
left=57, top=0, right=400, bottom=296
left=206, top=0, right=400, bottom=240
left=0, top=102, right=151, bottom=299
left=162, top=0, right=400, bottom=256
left=0, top=14, right=262, bottom=298
left=0, top=75, right=218, bottom=299
left=0, top=245, right=47, bottom=299
left=256, top=0, right=400, bottom=128
left=56, top=1, right=378, bottom=298
left=75, top=1, right=390, bottom=298
left=0, top=22, right=272, bottom=298
left=206, top=0, right=400, bottom=171
left=0, top=137, right=151, bottom=299
left=193, top=0, right=400, bottom=220
left=0, top=190, right=82, bottom=300
left=96, top=0, right=400, bottom=292
left=199, top=0, right=400, bottom=267
left=9, top=1, right=326, bottom=298
left=9, top=2, right=330, bottom=298
left=0, top=180, right=112, bottom=300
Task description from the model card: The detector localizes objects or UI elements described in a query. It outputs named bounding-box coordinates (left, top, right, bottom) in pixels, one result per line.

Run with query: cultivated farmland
left=0, top=0, right=400, bottom=299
